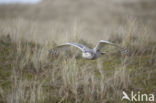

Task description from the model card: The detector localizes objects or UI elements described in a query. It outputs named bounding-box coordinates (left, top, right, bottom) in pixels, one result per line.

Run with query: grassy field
left=0, top=0, right=156, bottom=103
left=0, top=18, right=155, bottom=103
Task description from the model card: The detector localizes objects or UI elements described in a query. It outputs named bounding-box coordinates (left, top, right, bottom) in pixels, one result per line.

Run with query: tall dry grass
left=0, top=18, right=155, bottom=103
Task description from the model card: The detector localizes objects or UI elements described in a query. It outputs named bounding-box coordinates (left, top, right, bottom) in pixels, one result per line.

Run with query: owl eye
left=96, top=49, right=100, bottom=52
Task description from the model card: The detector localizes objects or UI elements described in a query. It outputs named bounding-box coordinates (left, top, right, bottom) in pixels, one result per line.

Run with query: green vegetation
left=0, top=0, right=156, bottom=102
left=0, top=22, right=155, bottom=103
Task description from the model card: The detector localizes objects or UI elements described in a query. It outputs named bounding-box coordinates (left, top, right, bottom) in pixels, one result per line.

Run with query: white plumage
left=49, top=40, right=128, bottom=60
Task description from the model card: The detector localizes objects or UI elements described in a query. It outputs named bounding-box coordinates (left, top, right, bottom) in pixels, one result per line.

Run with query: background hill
left=0, top=0, right=156, bottom=43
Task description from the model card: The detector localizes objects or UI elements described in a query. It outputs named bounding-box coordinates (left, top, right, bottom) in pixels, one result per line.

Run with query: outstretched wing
left=94, top=40, right=122, bottom=51
left=49, top=42, right=88, bottom=55
left=65, top=42, right=89, bottom=52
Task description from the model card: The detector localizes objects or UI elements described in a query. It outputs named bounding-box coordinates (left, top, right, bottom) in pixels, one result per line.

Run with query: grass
left=0, top=19, right=156, bottom=103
